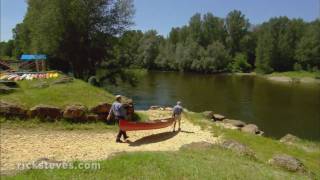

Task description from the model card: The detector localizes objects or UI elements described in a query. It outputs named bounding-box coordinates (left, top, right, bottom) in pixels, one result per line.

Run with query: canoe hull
left=119, top=118, right=174, bottom=131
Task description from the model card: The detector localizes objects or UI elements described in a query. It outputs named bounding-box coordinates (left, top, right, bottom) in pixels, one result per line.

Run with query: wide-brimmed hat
left=116, top=95, right=122, bottom=100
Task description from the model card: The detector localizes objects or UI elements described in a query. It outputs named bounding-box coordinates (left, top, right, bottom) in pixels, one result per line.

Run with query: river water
left=104, top=71, right=320, bottom=141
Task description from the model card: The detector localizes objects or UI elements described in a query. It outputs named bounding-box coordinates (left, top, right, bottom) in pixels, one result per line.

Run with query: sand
left=0, top=110, right=218, bottom=173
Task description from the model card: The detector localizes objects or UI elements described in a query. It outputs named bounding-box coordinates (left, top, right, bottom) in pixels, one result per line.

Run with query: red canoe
left=119, top=118, right=175, bottom=131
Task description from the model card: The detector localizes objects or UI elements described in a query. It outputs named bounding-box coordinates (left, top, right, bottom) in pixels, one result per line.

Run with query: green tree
left=295, top=20, right=320, bottom=69
left=201, top=41, right=232, bottom=73
left=230, top=53, right=252, bottom=73
left=137, top=30, right=161, bottom=69
left=201, top=13, right=226, bottom=47
left=14, top=0, right=135, bottom=79
left=255, top=17, right=306, bottom=73
left=225, top=10, right=249, bottom=56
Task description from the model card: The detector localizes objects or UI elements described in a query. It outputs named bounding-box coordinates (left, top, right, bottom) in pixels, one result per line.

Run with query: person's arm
left=172, top=107, right=176, bottom=117
left=109, top=104, right=114, bottom=115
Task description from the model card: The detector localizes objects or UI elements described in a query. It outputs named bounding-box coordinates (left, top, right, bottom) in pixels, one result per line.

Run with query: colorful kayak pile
left=0, top=72, right=59, bottom=81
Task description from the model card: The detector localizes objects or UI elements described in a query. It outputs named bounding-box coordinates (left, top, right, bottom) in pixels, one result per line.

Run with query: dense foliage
left=1, top=4, right=319, bottom=80
left=114, top=12, right=319, bottom=74
left=1, top=0, right=135, bottom=81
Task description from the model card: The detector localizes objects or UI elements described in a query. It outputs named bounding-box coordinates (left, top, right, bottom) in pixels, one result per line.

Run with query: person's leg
left=116, top=129, right=122, bottom=142
left=116, top=118, right=123, bottom=142
left=178, top=115, right=181, bottom=131
left=173, top=116, right=177, bottom=132
left=123, top=130, right=129, bottom=139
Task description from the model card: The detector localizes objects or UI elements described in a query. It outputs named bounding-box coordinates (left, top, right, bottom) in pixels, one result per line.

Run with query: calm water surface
left=105, top=71, right=320, bottom=141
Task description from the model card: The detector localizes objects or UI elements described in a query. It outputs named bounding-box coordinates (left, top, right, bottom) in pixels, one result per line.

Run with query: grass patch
left=0, top=77, right=115, bottom=109
left=2, top=146, right=311, bottom=180
left=269, top=71, right=319, bottom=79
left=185, top=111, right=320, bottom=177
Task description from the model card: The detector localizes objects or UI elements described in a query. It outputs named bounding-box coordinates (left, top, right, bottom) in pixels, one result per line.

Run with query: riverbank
left=1, top=75, right=319, bottom=179
left=263, top=71, right=320, bottom=84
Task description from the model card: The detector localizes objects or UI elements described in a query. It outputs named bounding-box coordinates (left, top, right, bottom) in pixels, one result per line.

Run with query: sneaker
left=116, top=139, right=123, bottom=143
left=124, top=136, right=129, bottom=140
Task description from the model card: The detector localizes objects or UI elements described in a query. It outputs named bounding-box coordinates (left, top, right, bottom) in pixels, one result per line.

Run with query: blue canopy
left=20, top=54, right=47, bottom=61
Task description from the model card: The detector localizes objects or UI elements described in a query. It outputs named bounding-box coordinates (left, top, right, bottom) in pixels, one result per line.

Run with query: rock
left=150, top=106, right=160, bottom=110
left=257, top=131, right=264, bottom=136
left=241, top=124, right=259, bottom=134
left=215, top=121, right=241, bottom=130
left=223, top=119, right=246, bottom=127
left=52, top=76, right=73, bottom=84
left=213, top=114, right=225, bottom=121
left=32, top=81, right=49, bottom=88
left=0, top=101, right=27, bottom=118
left=268, top=154, right=305, bottom=172
left=29, top=105, right=62, bottom=120
left=220, top=140, right=256, bottom=159
left=180, top=141, right=213, bottom=150
left=202, top=111, right=214, bottom=119
left=63, top=104, right=87, bottom=120
left=280, top=134, right=301, bottom=144
left=86, top=114, right=98, bottom=121
left=0, top=85, right=15, bottom=94
left=90, top=102, right=112, bottom=114
left=164, top=107, right=173, bottom=111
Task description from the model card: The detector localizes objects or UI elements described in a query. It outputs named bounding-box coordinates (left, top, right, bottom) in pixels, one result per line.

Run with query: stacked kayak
left=0, top=72, right=59, bottom=81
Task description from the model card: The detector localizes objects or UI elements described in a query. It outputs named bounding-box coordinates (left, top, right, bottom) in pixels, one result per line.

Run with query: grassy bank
left=3, top=146, right=310, bottom=180
left=269, top=71, right=320, bottom=79
left=0, top=77, right=114, bottom=108
left=185, top=111, right=320, bottom=178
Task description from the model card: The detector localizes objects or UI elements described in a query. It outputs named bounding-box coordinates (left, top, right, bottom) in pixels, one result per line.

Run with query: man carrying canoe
left=108, top=95, right=129, bottom=143
left=172, top=101, right=183, bottom=132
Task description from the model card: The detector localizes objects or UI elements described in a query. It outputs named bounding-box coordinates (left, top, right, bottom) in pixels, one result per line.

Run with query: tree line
left=0, top=1, right=319, bottom=83
left=116, top=12, right=319, bottom=74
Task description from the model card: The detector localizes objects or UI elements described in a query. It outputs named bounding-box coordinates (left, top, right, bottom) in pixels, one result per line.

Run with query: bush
left=231, top=53, right=252, bottom=73
left=293, top=63, right=303, bottom=71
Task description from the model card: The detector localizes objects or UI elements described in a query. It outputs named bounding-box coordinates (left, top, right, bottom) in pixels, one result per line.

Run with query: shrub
left=231, top=53, right=252, bottom=73
left=293, top=63, right=303, bottom=71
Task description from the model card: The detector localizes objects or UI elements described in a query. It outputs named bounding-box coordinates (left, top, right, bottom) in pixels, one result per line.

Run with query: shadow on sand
left=128, top=131, right=179, bottom=146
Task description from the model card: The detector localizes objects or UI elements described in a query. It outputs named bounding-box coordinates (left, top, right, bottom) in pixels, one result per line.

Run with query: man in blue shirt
left=172, top=101, right=183, bottom=132
left=109, top=95, right=129, bottom=143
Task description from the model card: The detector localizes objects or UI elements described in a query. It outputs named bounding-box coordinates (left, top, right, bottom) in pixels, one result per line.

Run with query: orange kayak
left=119, top=118, right=174, bottom=131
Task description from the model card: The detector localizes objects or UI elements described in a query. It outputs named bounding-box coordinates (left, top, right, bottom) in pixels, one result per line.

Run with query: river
left=104, top=71, right=320, bottom=141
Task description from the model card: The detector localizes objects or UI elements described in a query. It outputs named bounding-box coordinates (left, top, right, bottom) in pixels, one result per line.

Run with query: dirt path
left=0, top=110, right=218, bottom=172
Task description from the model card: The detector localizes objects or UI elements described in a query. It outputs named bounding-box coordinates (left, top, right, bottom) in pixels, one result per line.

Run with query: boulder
left=223, top=119, right=246, bottom=127
left=0, top=85, right=15, bottom=94
left=0, top=101, right=27, bottom=118
left=202, top=111, right=214, bottom=119
left=215, top=121, right=240, bottom=130
left=241, top=124, right=259, bottom=134
left=86, top=114, right=99, bottom=121
left=63, top=104, right=87, bottom=120
left=180, top=141, right=213, bottom=150
left=280, top=134, right=301, bottom=144
left=256, top=131, right=264, bottom=136
left=90, top=102, right=112, bottom=114
left=29, top=105, right=62, bottom=120
left=268, top=154, right=305, bottom=172
left=213, top=114, right=225, bottom=121
left=164, top=107, right=173, bottom=111
left=52, top=76, right=73, bottom=84
left=220, top=140, right=256, bottom=159
left=150, top=106, right=160, bottom=110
